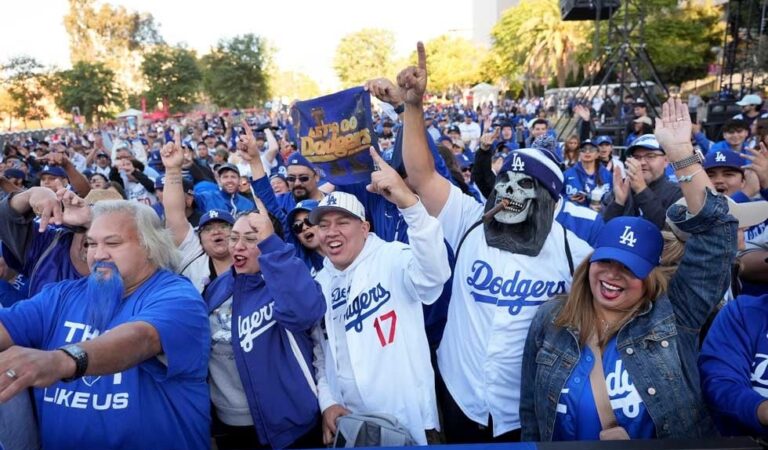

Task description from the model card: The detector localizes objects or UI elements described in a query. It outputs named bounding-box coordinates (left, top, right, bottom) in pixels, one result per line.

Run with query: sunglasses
left=580, top=146, right=598, bottom=153
left=292, top=217, right=313, bottom=234
left=286, top=175, right=311, bottom=183
left=461, top=167, right=472, bottom=172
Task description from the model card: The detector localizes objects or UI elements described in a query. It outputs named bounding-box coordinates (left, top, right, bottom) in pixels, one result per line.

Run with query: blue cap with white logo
left=39, top=165, right=68, bottom=179
left=286, top=152, right=316, bottom=172
left=590, top=216, right=662, bottom=279
left=704, top=150, right=744, bottom=173
left=198, top=209, right=234, bottom=228
left=287, top=199, right=320, bottom=226
left=595, top=135, right=613, bottom=145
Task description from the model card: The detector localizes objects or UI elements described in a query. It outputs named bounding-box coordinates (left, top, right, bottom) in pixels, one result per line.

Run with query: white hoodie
left=313, top=201, right=451, bottom=445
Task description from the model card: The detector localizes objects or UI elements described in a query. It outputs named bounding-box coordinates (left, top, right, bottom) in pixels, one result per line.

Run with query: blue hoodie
left=204, top=235, right=325, bottom=448
left=700, top=295, right=768, bottom=438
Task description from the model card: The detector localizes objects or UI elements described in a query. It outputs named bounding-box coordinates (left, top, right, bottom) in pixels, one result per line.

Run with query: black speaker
left=703, top=100, right=743, bottom=141
left=560, top=0, right=621, bottom=21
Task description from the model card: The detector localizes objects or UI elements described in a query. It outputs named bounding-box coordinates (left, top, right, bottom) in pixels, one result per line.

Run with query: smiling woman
left=520, top=98, right=739, bottom=442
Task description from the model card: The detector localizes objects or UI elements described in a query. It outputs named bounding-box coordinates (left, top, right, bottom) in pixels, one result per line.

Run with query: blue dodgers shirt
left=554, top=337, right=656, bottom=440
left=0, top=269, right=211, bottom=450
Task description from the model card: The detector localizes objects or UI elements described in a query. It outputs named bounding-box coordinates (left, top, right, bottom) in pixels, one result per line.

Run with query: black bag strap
left=455, top=220, right=483, bottom=261
left=563, top=224, right=574, bottom=276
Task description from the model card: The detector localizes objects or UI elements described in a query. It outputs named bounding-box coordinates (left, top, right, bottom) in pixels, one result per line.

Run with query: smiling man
left=194, top=164, right=255, bottom=215
left=602, top=134, right=683, bottom=229
left=0, top=200, right=210, bottom=449
left=311, top=149, right=451, bottom=446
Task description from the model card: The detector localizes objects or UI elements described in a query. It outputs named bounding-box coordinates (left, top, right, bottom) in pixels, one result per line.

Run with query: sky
left=1, top=0, right=474, bottom=91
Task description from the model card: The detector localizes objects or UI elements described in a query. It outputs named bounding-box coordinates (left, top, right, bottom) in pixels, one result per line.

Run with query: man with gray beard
left=0, top=200, right=211, bottom=449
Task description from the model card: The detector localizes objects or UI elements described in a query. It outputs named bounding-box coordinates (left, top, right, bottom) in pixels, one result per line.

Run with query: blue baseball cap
left=704, top=150, right=744, bottom=173
left=198, top=209, right=234, bottom=228
left=627, top=134, right=664, bottom=155
left=590, top=216, right=662, bottom=279
left=3, top=168, right=24, bottom=180
left=39, top=165, right=68, bottom=179
left=595, top=135, right=613, bottom=145
left=286, top=152, right=316, bottom=172
left=287, top=199, right=320, bottom=226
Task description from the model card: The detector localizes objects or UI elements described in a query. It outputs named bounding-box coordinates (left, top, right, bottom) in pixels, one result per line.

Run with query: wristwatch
left=59, top=344, right=89, bottom=382
left=671, top=149, right=704, bottom=171
left=393, top=103, right=405, bottom=115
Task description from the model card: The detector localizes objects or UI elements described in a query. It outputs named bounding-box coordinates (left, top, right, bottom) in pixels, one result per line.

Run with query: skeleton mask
left=493, top=171, right=536, bottom=224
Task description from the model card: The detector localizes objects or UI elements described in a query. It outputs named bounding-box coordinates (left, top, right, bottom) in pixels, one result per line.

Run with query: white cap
left=667, top=198, right=768, bottom=241
left=309, top=192, right=366, bottom=224
left=736, top=94, right=763, bottom=106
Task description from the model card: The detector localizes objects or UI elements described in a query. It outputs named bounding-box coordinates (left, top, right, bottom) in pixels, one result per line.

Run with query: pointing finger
left=416, top=41, right=426, bottom=71
left=369, top=147, right=390, bottom=170
left=242, top=119, right=254, bottom=138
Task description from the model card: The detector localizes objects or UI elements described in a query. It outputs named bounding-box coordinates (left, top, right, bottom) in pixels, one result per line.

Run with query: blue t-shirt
left=0, top=269, right=211, bottom=450
left=554, top=337, right=656, bottom=440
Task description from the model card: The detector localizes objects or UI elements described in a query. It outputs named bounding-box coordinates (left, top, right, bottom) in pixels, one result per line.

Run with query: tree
left=271, top=70, right=321, bottom=101
left=48, top=62, right=122, bottom=125
left=141, top=45, right=202, bottom=112
left=333, top=29, right=395, bottom=88
left=490, top=0, right=589, bottom=94
left=64, top=0, right=164, bottom=94
left=642, top=1, right=723, bottom=85
left=2, top=56, right=49, bottom=128
left=409, top=35, right=485, bottom=95
left=201, top=34, right=271, bottom=108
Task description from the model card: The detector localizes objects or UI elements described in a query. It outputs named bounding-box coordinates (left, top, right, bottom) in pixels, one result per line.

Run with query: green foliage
left=643, top=1, right=724, bottom=85
left=488, top=0, right=724, bottom=91
left=141, top=45, right=202, bottom=112
left=408, top=35, right=485, bottom=95
left=48, top=61, right=123, bottom=125
left=489, top=0, right=590, bottom=93
left=201, top=34, right=271, bottom=109
left=333, top=29, right=395, bottom=88
left=271, top=70, right=321, bottom=101
left=64, top=0, right=163, bottom=94
left=1, top=56, right=49, bottom=127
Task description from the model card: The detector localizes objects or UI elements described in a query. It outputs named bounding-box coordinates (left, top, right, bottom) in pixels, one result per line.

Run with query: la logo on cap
left=209, top=210, right=219, bottom=218
left=326, top=195, right=338, bottom=206
left=510, top=154, right=525, bottom=171
left=715, top=152, right=726, bottom=162
left=619, top=225, right=637, bottom=247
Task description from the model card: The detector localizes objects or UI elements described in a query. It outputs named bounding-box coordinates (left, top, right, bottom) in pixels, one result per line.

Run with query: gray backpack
left=333, top=413, right=416, bottom=447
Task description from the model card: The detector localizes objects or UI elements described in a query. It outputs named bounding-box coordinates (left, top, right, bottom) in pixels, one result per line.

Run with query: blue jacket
left=195, top=189, right=254, bottom=215
left=521, top=190, right=738, bottom=440
left=204, top=235, right=325, bottom=448
left=562, top=162, right=612, bottom=207
left=700, top=295, right=768, bottom=438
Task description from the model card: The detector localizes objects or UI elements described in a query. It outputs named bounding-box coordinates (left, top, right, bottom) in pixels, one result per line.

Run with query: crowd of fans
left=0, top=41, right=768, bottom=449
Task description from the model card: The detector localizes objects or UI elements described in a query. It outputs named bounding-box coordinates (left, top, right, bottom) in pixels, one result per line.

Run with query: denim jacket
left=520, top=190, right=738, bottom=441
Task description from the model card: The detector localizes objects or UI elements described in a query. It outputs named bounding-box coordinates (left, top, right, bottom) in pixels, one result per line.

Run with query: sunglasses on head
left=292, top=217, right=313, bottom=234
left=286, top=175, right=311, bottom=183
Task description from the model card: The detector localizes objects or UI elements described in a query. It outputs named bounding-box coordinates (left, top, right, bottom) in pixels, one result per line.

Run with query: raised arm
left=658, top=98, right=738, bottom=329
left=397, top=43, right=451, bottom=217
left=160, top=132, right=191, bottom=247
left=367, top=149, right=450, bottom=302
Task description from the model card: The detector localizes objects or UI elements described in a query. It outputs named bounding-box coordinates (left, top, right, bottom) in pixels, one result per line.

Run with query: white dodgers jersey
left=436, top=185, right=592, bottom=436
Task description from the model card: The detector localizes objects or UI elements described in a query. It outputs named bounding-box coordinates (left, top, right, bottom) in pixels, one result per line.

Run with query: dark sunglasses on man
left=286, top=175, right=311, bottom=183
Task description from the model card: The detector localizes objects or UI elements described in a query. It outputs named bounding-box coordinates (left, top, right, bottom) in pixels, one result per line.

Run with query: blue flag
left=290, top=87, right=378, bottom=185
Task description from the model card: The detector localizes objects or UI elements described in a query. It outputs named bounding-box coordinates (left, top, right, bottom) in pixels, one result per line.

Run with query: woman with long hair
left=562, top=134, right=580, bottom=169
left=563, top=140, right=613, bottom=211
left=520, top=98, right=738, bottom=441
